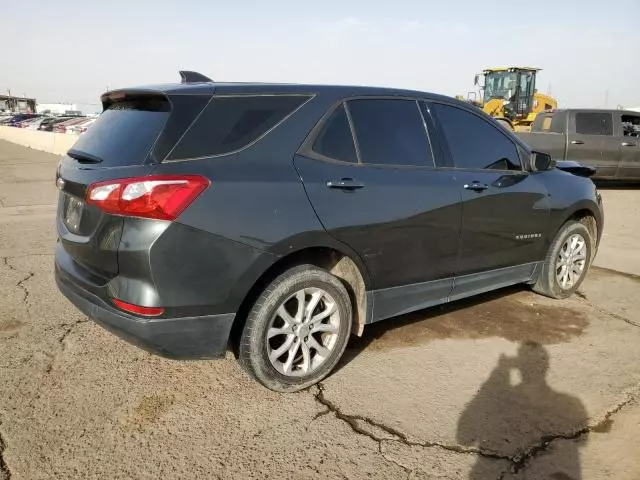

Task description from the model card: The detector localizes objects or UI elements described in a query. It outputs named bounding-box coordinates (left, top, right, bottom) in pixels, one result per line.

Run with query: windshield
left=483, top=71, right=519, bottom=101
left=484, top=70, right=535, bottom=115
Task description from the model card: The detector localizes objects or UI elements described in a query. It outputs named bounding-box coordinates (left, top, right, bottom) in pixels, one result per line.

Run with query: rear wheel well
left=229, top=247, right=368, bottom=355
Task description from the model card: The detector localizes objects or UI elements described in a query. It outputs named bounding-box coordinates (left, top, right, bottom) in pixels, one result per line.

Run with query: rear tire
left=238, top=265, right=352, bottom=392
left=532, top=220, right=593, bottom=299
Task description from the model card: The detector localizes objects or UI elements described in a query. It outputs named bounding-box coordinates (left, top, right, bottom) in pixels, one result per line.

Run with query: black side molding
left=179, top=70, right=213, bottom=84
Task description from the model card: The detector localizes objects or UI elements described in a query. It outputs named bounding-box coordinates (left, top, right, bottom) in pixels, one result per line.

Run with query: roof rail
left=179, top=71, right=213, bottom=84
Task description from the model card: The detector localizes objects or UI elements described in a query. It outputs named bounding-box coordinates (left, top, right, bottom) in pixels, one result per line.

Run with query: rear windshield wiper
left=67, top=149, right=104, bottom=164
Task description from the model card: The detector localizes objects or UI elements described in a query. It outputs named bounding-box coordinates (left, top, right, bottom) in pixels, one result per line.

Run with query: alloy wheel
left=556, top=233, right=587, bottom=289
left=266, top=287, right=341, bottom=377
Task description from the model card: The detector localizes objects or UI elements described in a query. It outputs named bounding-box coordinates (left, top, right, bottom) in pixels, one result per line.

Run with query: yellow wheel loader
left=467, top=67, right=557, bottom=132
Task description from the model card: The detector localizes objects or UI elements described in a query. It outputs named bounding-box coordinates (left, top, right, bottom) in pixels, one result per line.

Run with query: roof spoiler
left=179, top=70, right=213, bottom=84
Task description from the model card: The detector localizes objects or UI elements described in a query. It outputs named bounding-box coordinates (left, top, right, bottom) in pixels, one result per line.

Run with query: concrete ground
left=1, top=139, right=639, bottom=480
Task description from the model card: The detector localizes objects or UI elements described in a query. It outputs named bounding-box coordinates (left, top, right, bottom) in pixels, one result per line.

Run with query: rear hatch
left=56, top=92, right=208, bottom=280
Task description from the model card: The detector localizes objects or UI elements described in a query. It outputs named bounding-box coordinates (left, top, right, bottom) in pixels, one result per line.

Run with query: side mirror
left=532, top=151, right=555, bottom=171
left=474, top=74, right=480, bottom=86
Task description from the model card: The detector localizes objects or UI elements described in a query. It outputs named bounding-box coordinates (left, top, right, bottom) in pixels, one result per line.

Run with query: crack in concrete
left=501, top=388, right=639, bottom=478
left=0, top=428, right=11, bottom=480
left=313, top=383, right=639, bottom=479
left=16, top=272, right=34, bottom=304
left=377, top=442, right=413, bottom=479
left=3, top=257, right=35, bottom=314
left=1, top=257, right=15, bottom=271
left=575, top=290, right=640, bottom=328
left=44, top=318, right=90, bottom=374
left=58, top=318, right=90, bottom=345
left=312, top=383, right=510, bottom=460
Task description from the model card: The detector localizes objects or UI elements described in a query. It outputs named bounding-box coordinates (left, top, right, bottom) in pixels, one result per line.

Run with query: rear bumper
left=55, top=262, right=235, bottom=359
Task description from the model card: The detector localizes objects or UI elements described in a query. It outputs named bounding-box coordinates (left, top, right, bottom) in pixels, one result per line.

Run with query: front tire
left=533, top=220, right=593, bottom=299
left=238, top=265, right=352, bottom=392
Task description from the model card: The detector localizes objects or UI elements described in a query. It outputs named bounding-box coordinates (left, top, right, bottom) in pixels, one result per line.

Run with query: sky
left=4, top=0, right=639, bottom=111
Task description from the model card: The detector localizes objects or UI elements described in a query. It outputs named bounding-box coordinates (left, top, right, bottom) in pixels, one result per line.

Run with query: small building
left=0, top=95, right=36, bottom=113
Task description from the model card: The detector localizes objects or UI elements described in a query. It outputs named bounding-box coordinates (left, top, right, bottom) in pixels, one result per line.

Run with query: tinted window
left=431, top=103, right=521, bottom=170
left=312, top=104, right=357, bottom=163
left=168, top=95, right=309, bottom=160
left=70, top=98, right=169, bottom=167
left=575, top=113, right=613, bottom=136
left=347, top=99, right=433, bottom=166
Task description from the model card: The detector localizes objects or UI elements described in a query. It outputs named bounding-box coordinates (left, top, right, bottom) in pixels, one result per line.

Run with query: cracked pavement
left=1, top=139, right=640, bottom=479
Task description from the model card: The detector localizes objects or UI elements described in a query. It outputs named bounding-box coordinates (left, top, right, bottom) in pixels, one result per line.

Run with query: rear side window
left=347, top=99, right=433, bottom=167
left=69, top=98, right=169, bottom=167
left=431, top=103, right=521, bottom=171
left=168, top=95, right=309, bottom=160
left=312, top=104, right=357, bottom=163
left=575, top=113, right=613, bottom=136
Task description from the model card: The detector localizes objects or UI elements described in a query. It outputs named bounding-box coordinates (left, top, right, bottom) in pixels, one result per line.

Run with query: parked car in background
left=53, top=117, right=88, bottom=133
left=55, top=73, right=604, bottom=392
left=0, top=114, right=21, bottom=125
left=18, top=116, right=52, bottom=129
left=518, top=109, right=640, bottom=180
left=38, top=116, right=75, bottom=132
left=66, top=118, right=96, bottom=135
left=4, top=114, right=41, bottom=127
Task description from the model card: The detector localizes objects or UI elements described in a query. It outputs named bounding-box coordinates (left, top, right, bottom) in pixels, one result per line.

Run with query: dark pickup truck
left=517, top=109, right=640, bottom=180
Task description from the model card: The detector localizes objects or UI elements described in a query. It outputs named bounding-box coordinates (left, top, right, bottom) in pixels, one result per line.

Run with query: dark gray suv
left=55, top=71, right=603, bottom=392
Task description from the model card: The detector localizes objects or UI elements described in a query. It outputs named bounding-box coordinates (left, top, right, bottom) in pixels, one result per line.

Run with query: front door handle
left=571, top=140, right=585, bottom=145
left=464, top=182, right=489, bottom=192
left=326, top=178, right=365, bottom=190
left=622, top=142, right=637, bottom=147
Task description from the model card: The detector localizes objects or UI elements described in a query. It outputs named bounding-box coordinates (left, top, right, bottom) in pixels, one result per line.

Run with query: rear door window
left=346, top=99, right=433, bottom=167
left=575, top=113, right=613, bottom=135
left=312, top=104, right=357, bottom=163
left=69, top=98, right=170, bottom=167
left=167, top=95, right=310, bottom=160
left=431, top=103, right=521, bottom=171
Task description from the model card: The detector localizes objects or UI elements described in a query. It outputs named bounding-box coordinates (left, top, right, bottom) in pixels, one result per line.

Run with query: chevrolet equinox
left=55, top=71, right=604, bottom=392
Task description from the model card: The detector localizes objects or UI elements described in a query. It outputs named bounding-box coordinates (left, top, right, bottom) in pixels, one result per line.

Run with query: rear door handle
left=571, top=140, right=585, bottom=145
left=326, top=178, right=365, bottom=190
left=622, top=142, right=637, bottom=147
left=464, top=182, right=489, bottom=192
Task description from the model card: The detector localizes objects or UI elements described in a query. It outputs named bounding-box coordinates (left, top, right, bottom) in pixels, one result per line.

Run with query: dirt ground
left=1, top=139, right=639, bottom=480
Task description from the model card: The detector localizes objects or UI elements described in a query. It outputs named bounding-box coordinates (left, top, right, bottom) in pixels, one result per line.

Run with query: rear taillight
left=86, top=175, right=210, bottom=220
left=112, top=299, right=164, bottom=317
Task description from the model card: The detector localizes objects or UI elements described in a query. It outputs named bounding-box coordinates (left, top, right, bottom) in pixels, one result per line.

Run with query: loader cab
left=481, top=68, right=537, bottom=121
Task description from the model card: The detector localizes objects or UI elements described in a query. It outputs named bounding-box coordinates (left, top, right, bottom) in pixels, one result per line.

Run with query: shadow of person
left=457, top=342, right=588, bottom=479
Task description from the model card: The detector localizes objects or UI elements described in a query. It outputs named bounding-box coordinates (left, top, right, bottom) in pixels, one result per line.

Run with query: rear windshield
left=69, top=98, right=169, bottom=167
